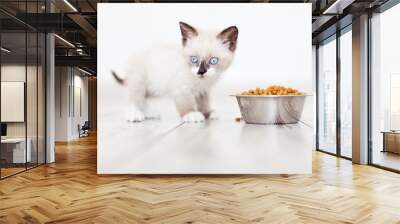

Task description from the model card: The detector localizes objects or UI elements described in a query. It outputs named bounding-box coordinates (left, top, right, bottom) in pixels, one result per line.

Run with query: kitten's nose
left=197, top=70, right=206, bottom=76
left=197, top=61, right=207, bottom=76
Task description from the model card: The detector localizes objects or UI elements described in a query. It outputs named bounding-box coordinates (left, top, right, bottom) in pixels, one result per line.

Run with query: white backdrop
left=98, top=3, right=313, bottom=174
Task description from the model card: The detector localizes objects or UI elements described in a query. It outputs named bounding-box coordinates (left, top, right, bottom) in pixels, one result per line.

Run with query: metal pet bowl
left=233, top=94, right=310, bottom=125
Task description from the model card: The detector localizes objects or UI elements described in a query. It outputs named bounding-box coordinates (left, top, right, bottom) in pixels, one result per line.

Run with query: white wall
left=55, top=67, right=89, bottom=141
left=55, top=66, right=69, bottom=141
left=312, top=45, right=317, bottom=148
left=71, top=73, right=89, bottom=138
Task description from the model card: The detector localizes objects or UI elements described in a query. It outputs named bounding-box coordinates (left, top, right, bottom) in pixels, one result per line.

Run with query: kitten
left=112, top=22, right=238, bottom=123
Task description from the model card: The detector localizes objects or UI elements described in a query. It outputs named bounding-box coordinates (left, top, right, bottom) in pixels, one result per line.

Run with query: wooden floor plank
left=0, top=134, right=400, bottom=223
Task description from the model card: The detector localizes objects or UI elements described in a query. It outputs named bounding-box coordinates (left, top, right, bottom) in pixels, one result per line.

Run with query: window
left=370, top=3, right=400, bottom=171
left=340, top=29, right=352, bottom=158
left=317, top=36, right=337, bottom=155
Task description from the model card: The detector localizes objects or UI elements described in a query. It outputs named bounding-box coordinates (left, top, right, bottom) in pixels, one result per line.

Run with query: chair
left=79, top=121, right=90, bottom=138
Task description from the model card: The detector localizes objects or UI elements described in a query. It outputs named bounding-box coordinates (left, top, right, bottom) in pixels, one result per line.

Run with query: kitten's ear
left=217, top=26, right=239, bottom=52
left=179, top=22, right=198, bottom=45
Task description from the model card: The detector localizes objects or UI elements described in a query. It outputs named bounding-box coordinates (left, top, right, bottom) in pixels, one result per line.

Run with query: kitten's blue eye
left=190, top=56, right=198, bottom=64
left=209, top=57, right=219, bottom=65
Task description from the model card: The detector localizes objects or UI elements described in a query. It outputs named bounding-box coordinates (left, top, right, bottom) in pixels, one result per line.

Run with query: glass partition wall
left=317, top=36, right=337, bottom=155
left=316, top=27, right=352, bottom=159
left=370, top=3, right=400, bottom=172
left=0, top=31, right=27, bottom=177
left=0, top=3, right=46, bottom=179
left=339, top=29, right=352, bottom=158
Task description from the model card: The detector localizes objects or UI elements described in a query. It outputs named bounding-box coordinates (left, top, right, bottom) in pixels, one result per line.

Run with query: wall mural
left=98, top=3, right=313, bottom=174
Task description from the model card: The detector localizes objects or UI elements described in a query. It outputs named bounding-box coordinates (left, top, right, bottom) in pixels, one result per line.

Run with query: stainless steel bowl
left=233, top=95, right=309, bottom=125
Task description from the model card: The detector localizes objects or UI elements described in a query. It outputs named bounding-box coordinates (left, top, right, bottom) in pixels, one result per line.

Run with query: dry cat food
left=240, top=85, right=303, bottom=96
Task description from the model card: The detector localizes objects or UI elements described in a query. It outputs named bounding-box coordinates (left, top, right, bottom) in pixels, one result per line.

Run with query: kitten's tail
left=111, top=70, right=125, bottom=85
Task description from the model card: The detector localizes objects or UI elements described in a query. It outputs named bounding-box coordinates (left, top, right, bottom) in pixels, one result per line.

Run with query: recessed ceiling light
left=63, top=0, right=78, bottom=12
left=1, top=47, right=11, bottom=53
left=78, top=67, right=93, bottom=76
left=323, top=0, right=354, bottom=15
left=54, top=34, right=75, bottom=48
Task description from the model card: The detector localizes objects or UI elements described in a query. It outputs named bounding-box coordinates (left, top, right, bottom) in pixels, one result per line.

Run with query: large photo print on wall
left=98, top=3, right=313, bottom=174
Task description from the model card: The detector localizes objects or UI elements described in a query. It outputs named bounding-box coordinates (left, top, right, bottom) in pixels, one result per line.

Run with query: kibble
left=241, top=85, right=303, bottom=96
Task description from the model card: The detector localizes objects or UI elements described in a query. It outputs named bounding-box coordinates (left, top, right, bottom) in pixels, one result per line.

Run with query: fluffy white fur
left=115, top=22, right=238, bottom=123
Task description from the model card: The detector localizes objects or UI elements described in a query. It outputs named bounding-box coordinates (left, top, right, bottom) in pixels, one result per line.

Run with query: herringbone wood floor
left=1, top=135, right=400, bottom=224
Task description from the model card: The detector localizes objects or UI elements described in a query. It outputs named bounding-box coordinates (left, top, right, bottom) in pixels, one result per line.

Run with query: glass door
left=317, top=36, right=337, bottom=155
left=339, top=28, right=352, bottom=158
left=370, top=4, right=400, bottom=171
left=1, top=31, right=28, bottom=178
left=0, top=1, right=47, bottom=179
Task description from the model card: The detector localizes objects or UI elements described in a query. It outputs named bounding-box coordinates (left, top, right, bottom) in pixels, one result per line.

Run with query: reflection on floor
left=0, top=162, right=42, bottom=178
left=341, top=148, right=352, bottom=158
left=0, top=167, right=25, bottom=178
left=373, top=150, right=400, bottom=171
left=0, top=135, right=400, bottom=223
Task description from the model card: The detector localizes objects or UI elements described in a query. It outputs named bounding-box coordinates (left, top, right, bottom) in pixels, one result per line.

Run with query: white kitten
left=112, top=22, right=238, bottom=123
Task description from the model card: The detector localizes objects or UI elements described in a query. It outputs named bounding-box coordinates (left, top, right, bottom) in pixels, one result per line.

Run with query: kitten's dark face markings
left=217, top=26, right=239, bottom=52
left=179, top=21, right=238, bottom=78
left=179, top=22, right=198, bottom=46
left=197, top=61, right=208, bottom=77
left=189, top=57, right=215, bottom=77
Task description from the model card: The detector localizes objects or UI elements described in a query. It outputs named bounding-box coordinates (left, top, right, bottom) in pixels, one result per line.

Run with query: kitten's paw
left=182, top=112, right=205, bottom=123
left=209, top=111, right=218, bottom=120
left=126, top=110, right=145, bottom=122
